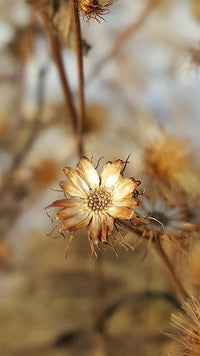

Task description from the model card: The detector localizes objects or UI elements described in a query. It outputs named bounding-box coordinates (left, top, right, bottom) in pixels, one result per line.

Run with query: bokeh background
left=1, top=0, right=200, bottom=355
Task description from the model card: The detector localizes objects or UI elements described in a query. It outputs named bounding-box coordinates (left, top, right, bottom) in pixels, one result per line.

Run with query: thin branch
left=93, top=252, right=108, bottom=355
left=12, top=66, right=46, bottom=170
left=116, top=219, right=190, bottom=300
left=152, top=239, right=189, bottom=300
left=102, top=290, right=180, bottom=323
left=88, top=0, right=160, bottom=84
left=0, top=65, right=46, bottom=201
left=70, top=0, right=85, bottom=157
left=41, top=11, right=77, bottom=133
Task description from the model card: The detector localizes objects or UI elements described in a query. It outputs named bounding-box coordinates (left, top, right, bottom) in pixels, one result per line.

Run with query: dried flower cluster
left=47, top=157, right=140, bottom=255
left=169, top=296, right=200, bottom=355
left=79, top=0, right=113, bottom=21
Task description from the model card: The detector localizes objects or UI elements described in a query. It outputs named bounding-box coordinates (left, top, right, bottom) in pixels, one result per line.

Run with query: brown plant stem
left=152, top=239, right=189, bottom=300
left=41, top=12, right=77, bottom=133
left=70, top=0, right=85, bottom=157
left=93, top=253, right=108, bottom=356
left=111, top=0, right=160, bottom=57
left=116, top=219, right=189, bottom=301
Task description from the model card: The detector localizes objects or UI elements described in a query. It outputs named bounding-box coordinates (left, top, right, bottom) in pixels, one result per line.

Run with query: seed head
left=79, top=0, right=113, bottom=21
left=169, top=297, right=200, bottom=356
left=46, top=157, right=141, bottom=256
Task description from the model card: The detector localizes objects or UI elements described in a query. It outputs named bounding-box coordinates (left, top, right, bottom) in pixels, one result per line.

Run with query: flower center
left=147, top=210, right=169, bottom=228
left=87, top=187, right=112, bottom=211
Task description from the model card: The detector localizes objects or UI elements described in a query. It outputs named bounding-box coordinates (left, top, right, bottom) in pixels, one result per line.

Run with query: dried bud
left=79, top=0, right=113, bottom=21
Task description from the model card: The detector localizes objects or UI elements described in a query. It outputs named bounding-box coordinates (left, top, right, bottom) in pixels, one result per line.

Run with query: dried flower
left=138, top=198, right=185, bottom=234
left=79, top=0, right=113, bottom=21
left=169, top=296, right=200, bottom=355
left=143, top=129, right=199, bottom=194
left=47, top=157, right=140, bottom=255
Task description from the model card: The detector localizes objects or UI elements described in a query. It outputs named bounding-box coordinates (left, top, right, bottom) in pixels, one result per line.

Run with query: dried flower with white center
left=138, top=198, right=184, bottom=234
left=47, top=157, right=141, bottom=255
left=168, top=296, right=200, bottom=356
left=79, top=0, right=113, bottom=21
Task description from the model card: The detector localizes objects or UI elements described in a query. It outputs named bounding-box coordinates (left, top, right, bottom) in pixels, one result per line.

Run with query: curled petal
left=107, top=206, right=134, bottom=219
left=100, top=214, right=113, bottom=243
left=56, top=205, right=85, bottom=221
left=113, top=194, right=138, bottom=208
left=88, top=214, right=101, bottom=244
left=88, top=213, right=114, bottom=244
left=47, top=198, right=83, bottom=208
left=100, top=159, right=123, bottom=187
left=59, top=211, right=91, bottom=232
left=60, top=181, right=86, bottom=198
left=77, top=157, right=99, bottom=187
left=63, top=167, right=89, bottom=193
left=113, top=178, right=140, bottom=199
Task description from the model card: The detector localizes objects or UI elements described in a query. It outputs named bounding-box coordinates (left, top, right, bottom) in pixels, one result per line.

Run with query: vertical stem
left=153, top=239, right=189, bottom=300
left=41, top=12, right=77, bottom=133
left=93, top=253, right=107, bottom=356
left=70, top=0, right=85, bottom=157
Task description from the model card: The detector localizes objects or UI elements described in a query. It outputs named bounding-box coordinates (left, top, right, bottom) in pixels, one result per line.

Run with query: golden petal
left=60, top=181, right=86, bottom=198
left=100, top=215, right=107, bottom=243
left=63, top=167, right=89, bottom=193
left=106, top=214, right=114, bottom=235
left=100, top=159, right=123, bottom=187
left=113, top=195, right=138, bottom=208
left=59, top=211, right=91, bottom=232
left=100, top=214, right=113, bottom=242
left=56, top=205, right=85, bottom=220
left=107, top=206, right=134, bottom=219
left=48, top=198, right=83, bottom=208
left=88, top=213, right=101, bottom=244
left=77, top=157, right=99, bottom=187
left=88, top=213, right=114, bottom=244
left=113, top=178, right=140, bottom=199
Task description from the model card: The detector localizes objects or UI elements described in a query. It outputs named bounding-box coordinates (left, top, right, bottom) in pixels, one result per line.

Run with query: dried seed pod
left=79, top=0, right=113, bottom=21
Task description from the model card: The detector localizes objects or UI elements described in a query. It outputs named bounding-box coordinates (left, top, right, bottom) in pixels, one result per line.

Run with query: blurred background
left=1, top=0, right=200, bottom=355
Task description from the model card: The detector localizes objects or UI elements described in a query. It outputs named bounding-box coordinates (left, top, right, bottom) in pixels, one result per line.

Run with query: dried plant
left=168, top=296, right=200, bottom=355
left=79, top=0, right=113, bottom=21
left=47, top=156, right=140, bottom=256
left=0, top=1, right=200, bottom=355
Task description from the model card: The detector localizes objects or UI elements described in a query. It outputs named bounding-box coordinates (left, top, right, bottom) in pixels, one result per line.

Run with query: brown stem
left=116, top=219, right=189, bottom=300
left=93, top=253, right=108, bottom=356
left=41, top=12, right=77, bottom=133
left=70, top=0, right=85, bottom=157
left=110, top=0, right=160, bottom=57
left=152, top=239, right=189, bottom=300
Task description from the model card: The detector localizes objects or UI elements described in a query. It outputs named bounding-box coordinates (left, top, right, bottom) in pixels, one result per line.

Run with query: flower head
left=138, top=198, right=184, bottom=234
left=143, top=130, right=198, bottom=194
left=47, top=157, right=140, bottom=255
left=169, top=296, right=200, bottom=356
left=79, top=0, right=113, bottom=21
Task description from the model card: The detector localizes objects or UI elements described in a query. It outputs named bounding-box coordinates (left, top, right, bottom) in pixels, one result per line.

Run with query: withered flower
left=169, top=296, right=200, bottom=356
left=79, top=0, right=113, bottom=21
left=138, top=198, right=185, bottom=234
left=47, top=157, right=140, bottom=255
left=144, top=129, right=199, bottom=194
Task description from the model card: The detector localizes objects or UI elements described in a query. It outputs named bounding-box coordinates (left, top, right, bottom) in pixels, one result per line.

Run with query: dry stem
left=152, top=239, right=189, bottom=300
left=88, top=0, right=160, bottom=83
left=70, top=0, right=85, bottom=157
left=41, top=12, right=77, bottom=133
left=117, top=219, right=189, bottom=301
